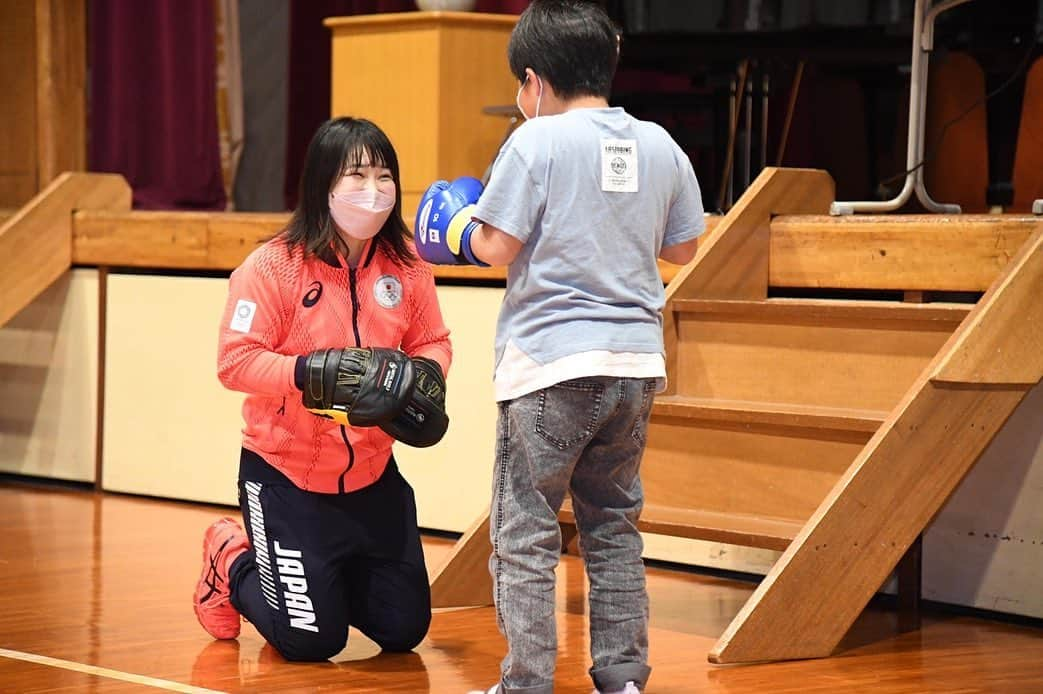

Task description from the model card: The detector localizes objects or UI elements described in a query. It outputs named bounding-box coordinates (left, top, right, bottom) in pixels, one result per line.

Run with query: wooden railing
left=0, top=173, right=129, bottom=327
left=71, top=208, right=697, bottom=282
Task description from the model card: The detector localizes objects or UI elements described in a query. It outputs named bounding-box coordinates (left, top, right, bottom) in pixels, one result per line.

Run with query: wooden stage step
left=652, top=395, right=888, bottom=434
left=560, top=502, right=801, bottom=551
left=768, top=214, right=1039, bottom=292
left=670, top=298, right=973, bottom=324
left=637, top=397, right=879, bottom=545
left=667, top=298, right=970, bottom=413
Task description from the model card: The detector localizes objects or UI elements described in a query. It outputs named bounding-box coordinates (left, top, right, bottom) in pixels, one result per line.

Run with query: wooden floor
left=1, top=485, right=1042, bottom=693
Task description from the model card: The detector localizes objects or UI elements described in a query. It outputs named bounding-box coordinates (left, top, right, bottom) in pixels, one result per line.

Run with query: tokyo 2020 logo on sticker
left=374, top=274, right=403, bottom=309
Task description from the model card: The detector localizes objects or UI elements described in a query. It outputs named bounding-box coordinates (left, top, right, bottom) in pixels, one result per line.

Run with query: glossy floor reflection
left=1, top=484, right=1042, bottom=693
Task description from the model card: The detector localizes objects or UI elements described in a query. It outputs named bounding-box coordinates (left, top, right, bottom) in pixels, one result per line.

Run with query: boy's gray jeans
left=490, top=376, right=656, bottom=694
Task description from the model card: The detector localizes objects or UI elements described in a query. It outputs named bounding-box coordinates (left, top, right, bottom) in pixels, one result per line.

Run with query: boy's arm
left=661, top=144, right=706, bottom=265
left=466, top=223, right=523, bottom=266
left=660, top=237, right=698, bottom=265
left=414, top=177, right=525, bottom=268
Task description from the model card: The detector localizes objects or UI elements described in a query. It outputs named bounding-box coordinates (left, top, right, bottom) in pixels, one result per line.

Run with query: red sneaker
left=193, top=517, right=250, bottom=639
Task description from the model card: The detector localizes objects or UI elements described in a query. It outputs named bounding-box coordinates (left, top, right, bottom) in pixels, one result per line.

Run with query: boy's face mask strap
left=516, top=73, right=543, bottom=120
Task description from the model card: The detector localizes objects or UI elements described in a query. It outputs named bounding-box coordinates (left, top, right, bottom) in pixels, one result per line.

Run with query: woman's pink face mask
left=329, top=181, right=395, bottom=240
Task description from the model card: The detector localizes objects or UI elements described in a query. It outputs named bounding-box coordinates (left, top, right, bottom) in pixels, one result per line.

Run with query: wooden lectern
left=325, top=12, right=519, bottom=221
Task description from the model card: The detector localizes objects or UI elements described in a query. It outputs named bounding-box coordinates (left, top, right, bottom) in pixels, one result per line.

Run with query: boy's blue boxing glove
left=414, top=176, right=489, bottom=266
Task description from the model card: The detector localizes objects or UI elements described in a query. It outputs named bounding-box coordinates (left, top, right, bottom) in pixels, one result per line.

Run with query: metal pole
left=776, top=61, right=804, bottom=166
left=913, top=0, right=973, bottom=213
left=831, top=0, right=927, bottom=214
left=719, top=61, right=750, bottom=211
left=831, top=0, right=977, bottom=215
left=761, top=72, right=770, bottom=173
left=743, top=67, right=754, bottom=190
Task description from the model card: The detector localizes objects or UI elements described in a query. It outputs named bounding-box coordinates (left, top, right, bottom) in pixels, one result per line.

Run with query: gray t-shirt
left=474, top=107, right=705, bottom=370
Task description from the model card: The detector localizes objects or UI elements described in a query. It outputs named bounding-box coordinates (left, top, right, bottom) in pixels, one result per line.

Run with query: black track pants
left=229, top=448, right=431, bottom=661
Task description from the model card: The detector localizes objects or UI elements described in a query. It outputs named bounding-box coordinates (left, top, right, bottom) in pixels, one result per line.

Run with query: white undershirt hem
left=493, top=340, right=667, bottom=402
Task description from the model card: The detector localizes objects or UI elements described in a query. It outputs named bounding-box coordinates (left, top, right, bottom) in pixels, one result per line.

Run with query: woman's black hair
left=507, top=0, right=620, bottom=100
left=281, top=117, right=415, bottom=266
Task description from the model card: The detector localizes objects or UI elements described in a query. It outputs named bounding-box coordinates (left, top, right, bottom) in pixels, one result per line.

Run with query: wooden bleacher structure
left=427, top=168, right=1043, bottom=663
left=1, top=168, right=1041, bottom=665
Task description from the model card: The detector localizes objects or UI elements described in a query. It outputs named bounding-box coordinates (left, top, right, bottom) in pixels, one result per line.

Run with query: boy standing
left=415, top=1, right=704, bottom=691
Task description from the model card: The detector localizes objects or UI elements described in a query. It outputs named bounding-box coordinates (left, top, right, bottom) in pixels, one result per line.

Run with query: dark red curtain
left=89, top=0, right=226, bottom=210
left=285, top=1, right=414, bottom=210
left=284, top=1, right=528, bottom=208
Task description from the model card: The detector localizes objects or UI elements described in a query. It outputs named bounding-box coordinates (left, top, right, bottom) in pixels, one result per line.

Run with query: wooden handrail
left=71, top=209, right=693, bottom=283
left=0, top=173, right=130, bottom=327
left=69, top=208, right=1041, bottom=292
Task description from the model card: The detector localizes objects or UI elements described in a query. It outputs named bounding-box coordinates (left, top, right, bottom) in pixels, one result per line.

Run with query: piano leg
left=831, top=0, right=971, bottom=215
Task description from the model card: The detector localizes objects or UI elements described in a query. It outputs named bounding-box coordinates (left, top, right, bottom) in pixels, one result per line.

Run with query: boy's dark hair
left=282, top=117, right=415, bottom=266
left=508, top=0, right=620, bottom=101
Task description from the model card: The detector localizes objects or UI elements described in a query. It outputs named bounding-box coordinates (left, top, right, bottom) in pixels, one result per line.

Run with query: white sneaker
left=595, top=682, right=641, bottom=694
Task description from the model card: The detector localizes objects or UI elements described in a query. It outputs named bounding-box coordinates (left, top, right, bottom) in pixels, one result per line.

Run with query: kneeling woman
left=193, top=117, right=452, bottom=661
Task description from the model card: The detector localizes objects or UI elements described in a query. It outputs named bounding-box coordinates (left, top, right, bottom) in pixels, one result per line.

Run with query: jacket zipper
left=338, top=266, right=363, bottom=493
left=349, top=267, right=362, bottom=346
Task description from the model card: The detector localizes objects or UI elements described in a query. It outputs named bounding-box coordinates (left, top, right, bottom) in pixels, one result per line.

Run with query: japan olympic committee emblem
left=374, top=274, right=403, bottom=309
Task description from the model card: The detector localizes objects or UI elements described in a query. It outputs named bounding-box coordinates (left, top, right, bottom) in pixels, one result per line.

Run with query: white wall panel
left=0, top=270, right=98, bottom=482
left=103, top=274, right=242, bottom=505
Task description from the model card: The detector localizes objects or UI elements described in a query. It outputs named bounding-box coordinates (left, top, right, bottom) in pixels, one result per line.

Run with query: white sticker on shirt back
left=601, top=138, right=638, bottom=193
left=229, top=299, right=257, bottom=333
left=374, top=274, right=403, bottom=309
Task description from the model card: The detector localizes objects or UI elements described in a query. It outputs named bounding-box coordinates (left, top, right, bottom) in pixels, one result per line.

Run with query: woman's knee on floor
left=271, top=625, right=350, bottom=662
left=367, top=609, right=431, bottom=652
